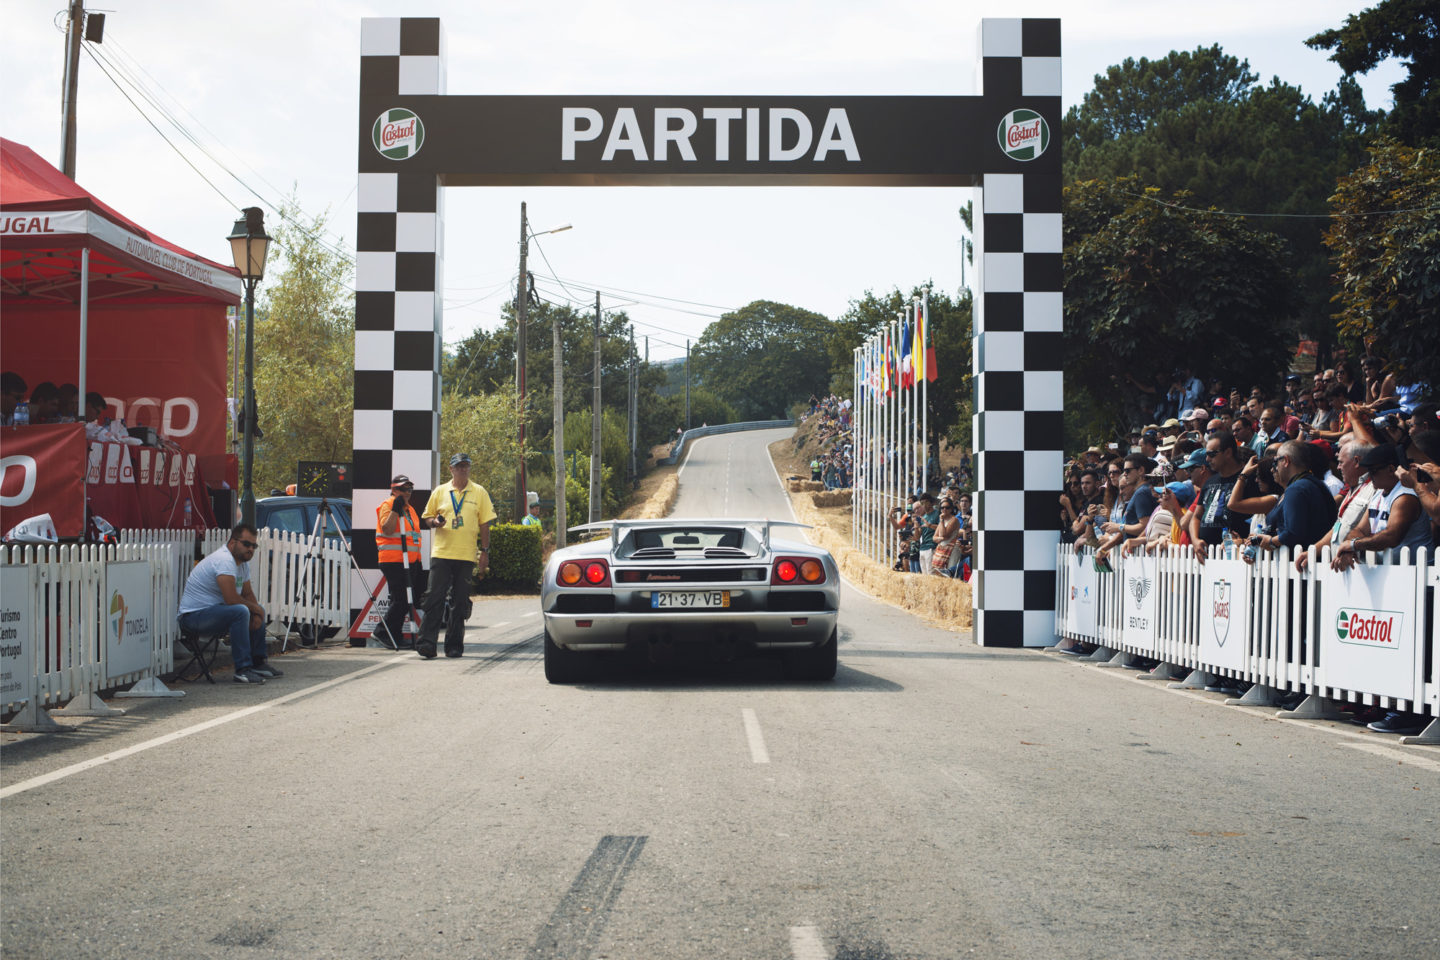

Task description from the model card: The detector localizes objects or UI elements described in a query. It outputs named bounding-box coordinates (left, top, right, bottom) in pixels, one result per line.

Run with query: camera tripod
left=278, top=496, right=375, bottom=652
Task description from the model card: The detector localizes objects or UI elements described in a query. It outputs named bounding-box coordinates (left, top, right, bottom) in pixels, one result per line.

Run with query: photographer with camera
left=373, top=474, right=423, bottom=650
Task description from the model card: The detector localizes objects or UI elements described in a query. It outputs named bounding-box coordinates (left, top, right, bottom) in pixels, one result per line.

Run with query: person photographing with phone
left=414, top=452, right=497, bottom=660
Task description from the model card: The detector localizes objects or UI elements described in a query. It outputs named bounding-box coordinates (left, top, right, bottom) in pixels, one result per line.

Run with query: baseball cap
left=1160, top=418, right=1181, bottom=429
left=1359, top=443, right=1401, bottom=469
left=1176, top=449, right=1207, bottom=470
left=1187, top=407, right=1209, bottom=421
left=390, top=474, right=414, bottom=489
left=448, top=452, right=471, bottom=466
left=1164, top=481, right=1196, bottom=506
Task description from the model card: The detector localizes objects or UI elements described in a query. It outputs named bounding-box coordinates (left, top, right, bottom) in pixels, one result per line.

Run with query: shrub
left=479, top=523, right=542, bottom=593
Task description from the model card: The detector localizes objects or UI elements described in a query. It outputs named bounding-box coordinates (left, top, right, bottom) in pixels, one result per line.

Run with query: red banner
left=0, top=302, right=229, bottom=463
left=84, top=441, right=217, bottom=531
left=0, top=423, right=86, bottom=537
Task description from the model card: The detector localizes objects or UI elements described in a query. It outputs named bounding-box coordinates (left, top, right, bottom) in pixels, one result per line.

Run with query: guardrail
left=1054, top=542, right=1438, bottom=741
left=657, top=420, right=796, bottom=466
left=1, top=527, right=351, bottom=732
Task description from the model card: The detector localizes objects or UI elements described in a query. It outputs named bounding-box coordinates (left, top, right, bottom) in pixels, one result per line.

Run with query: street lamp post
left=227, top=207, right=270, bottom=527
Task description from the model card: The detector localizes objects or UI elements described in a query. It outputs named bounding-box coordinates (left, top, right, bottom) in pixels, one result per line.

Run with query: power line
left=1125, top=189, right=1440, bottom=220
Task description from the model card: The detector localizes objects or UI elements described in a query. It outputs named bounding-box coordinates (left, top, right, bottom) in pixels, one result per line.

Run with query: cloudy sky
left=1, top=1, right=1403, bottom=362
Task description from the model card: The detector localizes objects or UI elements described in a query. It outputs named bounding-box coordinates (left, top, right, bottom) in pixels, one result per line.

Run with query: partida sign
left=359, top=97, right=1061, bottom=183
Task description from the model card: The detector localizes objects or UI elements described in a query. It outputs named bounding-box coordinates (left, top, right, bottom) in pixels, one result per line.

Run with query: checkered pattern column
left=972, top=19, right=1063, bottom=647
left=352, top=17, right=446, bottom=620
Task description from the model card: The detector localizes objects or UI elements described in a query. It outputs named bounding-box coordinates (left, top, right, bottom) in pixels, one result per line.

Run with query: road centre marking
left=522, top=611, right=538, bottom=618
left=742, top=707, right=770, bottom=764
left=491, top=620, right=512, bottom=628
left=0, top=658, right=404, bottom=800
left=790, top=925, right=828, bottom=960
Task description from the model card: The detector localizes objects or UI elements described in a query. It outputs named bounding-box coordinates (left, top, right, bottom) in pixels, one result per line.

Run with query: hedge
left=477, top=522, right=543, bottom=593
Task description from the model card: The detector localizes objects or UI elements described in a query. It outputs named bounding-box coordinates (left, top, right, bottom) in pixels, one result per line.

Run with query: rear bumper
left=544, top=610, right=838, bottom=651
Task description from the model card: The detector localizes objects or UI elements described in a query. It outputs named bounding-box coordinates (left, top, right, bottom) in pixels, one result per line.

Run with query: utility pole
left=590, top=291, right=602, bottom=522
left=628, top=325, right=637, bottom=486
left=60, top=0, right=85, bottom=179
left=514, top=202, right=529, bottom=522
left=553, top=301, right=566, bottom=548
left=685, top=339, right=691, bottom=431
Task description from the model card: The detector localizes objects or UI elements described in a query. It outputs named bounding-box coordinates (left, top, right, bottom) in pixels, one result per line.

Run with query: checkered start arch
left=352, top=17, right=1063, bottom=647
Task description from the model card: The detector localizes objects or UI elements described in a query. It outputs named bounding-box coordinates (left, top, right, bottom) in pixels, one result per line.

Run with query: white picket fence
left=1055, top=542, right=1438, bottom=723
left=0, top=542, right=182, bottom=729
left=1, top=528, right=351, bottom=731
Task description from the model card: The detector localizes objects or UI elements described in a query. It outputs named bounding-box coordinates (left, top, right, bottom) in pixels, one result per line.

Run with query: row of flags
left=863, top=300, right=937, bottom=398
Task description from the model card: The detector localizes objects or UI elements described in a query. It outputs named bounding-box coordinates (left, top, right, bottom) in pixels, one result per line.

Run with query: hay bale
left=811, top=489, right=852, bottom=508
left=787, top=480, right=971, bottom=630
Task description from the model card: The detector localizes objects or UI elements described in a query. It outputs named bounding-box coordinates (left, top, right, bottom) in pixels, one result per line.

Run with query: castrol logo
left=372, top=108, right=425, bottom=160
left=1334, top=608, right=1402, bottom=648
left=996, top=108, right=1049, bottom=162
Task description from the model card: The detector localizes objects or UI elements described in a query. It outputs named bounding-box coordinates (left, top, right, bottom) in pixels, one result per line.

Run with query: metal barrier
left=0, top=527, right=351, bottom=732
left=657, top=420, right=796, bottom=466
left=1055, top=542, right=1438, bottom=740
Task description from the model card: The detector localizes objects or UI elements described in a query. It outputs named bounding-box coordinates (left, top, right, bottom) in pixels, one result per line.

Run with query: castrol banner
left=0, top=423, right=86, bottom=537
left=1321, top=563, right=1418, bottom=701
left=0, top=302, right=228, bottom=467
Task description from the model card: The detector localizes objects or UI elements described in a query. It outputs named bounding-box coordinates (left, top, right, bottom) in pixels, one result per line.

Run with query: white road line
left=491, top=621, right=512, bottom=628
left=790, top=925, right=828, bottom=960
left=0, top=658, right=404, bottom=800
left=522, top=611, right=538, bottom=618
left=741, top=707, right=770, bottom=764
left=1071, top=661, right=1440, bottom=773
left=1339, top=740, right=1440, bottom=773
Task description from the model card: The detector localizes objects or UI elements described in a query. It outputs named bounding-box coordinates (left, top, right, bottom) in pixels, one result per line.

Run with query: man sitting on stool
left=375, top=474, right=423, bottom=649
left=177, top=523, right=281, bottom=683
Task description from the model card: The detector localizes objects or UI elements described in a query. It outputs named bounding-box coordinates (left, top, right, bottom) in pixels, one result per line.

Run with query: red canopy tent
left=1, top=138, right=243, bottom=536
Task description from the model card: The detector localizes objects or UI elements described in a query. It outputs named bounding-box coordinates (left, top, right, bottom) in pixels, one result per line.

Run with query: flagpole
left=852, top=346, right=860, bottom=553
left=922, top=289, right=930, bottom=500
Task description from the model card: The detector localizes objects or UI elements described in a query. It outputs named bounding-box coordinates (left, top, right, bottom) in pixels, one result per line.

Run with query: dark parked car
left=254, top=497, right=352, bottom=543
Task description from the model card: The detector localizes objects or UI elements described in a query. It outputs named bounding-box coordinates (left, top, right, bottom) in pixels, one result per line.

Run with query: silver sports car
left=540, top=518, right=840, bottom=682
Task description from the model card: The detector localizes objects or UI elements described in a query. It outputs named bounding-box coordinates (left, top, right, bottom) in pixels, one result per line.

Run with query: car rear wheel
left=784, top=627, right=837, bottom=681
left=543, top=627, right=587, bottom=684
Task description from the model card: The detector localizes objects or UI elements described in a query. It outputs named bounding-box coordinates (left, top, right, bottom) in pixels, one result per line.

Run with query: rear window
left=633, top=528, right=743, bottom=550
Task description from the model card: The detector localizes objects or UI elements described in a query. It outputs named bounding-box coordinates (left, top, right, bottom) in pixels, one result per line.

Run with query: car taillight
left=770, top=556, right=824, bottom=585
left=558, top=559, right=610, bottom=587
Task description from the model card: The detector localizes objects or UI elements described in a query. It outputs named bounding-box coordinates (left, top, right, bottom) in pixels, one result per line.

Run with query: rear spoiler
left=567, top=518, right=810, bottom=550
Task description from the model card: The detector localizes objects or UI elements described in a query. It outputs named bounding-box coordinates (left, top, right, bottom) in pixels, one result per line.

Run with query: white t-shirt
left=1366, top=483, right=1428, bottom=561
left=179, top=545, right=248, bottom=614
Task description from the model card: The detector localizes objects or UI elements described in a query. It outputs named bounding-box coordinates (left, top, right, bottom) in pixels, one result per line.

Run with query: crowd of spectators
left=1058, top=358, right=1439, bottom=735
left=802, top=394, right=854, bottom=490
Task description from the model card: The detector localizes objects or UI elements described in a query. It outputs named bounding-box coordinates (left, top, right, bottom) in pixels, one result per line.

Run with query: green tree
left=1063, top=177, right=1295, bottom=439
left=1307, top=0, right=1440, bottom=147
left=438, top=389, right=522, bottom=512
left=1063, top=45, right=1378, bottom=348
left=251, top=205, right=354, bottom=494
left=691, top=300, right=833, bottom=420
left=1323, top=137, right=1440, bottom=387
left=835, top=286, right=973, bottom=453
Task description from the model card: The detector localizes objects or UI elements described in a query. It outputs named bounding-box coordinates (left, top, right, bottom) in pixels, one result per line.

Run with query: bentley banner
left=1120, top=554, right=1158, bottom=654
left=1199, top=560, right=1250, bottom=673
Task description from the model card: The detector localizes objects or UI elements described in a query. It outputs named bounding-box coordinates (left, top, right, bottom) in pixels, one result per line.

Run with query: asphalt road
left=2, top=428, right=1437, bottom=959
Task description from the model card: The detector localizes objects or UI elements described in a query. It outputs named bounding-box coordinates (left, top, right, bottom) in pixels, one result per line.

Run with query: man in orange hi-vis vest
left=375, top=474, right=423, bottom=649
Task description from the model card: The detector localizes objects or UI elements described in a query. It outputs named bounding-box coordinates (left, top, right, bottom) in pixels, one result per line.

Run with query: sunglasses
left=235, top=539, right=258, bottom=549
left=1106, top=470, right=1122, bottom=476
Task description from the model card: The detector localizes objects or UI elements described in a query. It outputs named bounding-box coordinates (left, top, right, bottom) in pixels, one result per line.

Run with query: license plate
left=651, top=590, right=730, bottom=609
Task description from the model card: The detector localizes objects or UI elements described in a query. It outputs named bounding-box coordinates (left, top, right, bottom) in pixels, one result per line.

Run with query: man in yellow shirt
left=415, top=452, right=496, bottom=659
